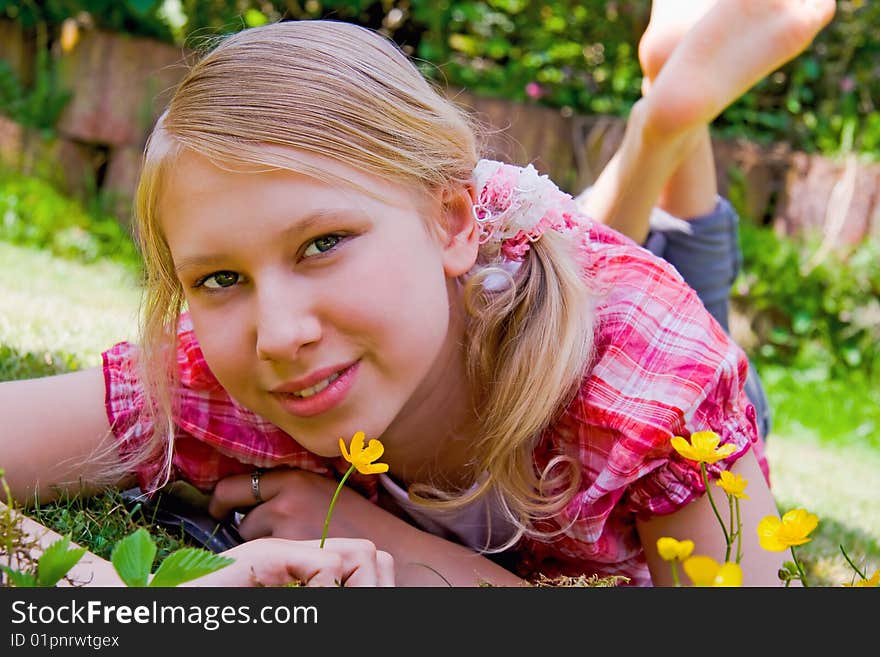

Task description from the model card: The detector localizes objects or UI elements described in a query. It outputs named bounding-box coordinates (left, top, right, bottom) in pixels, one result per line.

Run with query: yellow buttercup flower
left=683, top=556, right=743, bottom=587
left=321, top=431, right=389, bottom=548
left=843, top=570, right=880, bottom=587
left=339, top=431, right=389, bottom=475
left=716, top=470, right=749, bottom=499
left=756, top=508, right=819, bottom=551
left=656, top=537, right=695, bottom=562
left=670, top=431, right=737, bottom=464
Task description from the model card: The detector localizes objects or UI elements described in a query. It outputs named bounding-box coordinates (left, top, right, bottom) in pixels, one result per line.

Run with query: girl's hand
left=209, top=468, right=527, bottom=586
left=208, top=468, right=398, bottom=543
left=184, top=537, right=395, bottom=587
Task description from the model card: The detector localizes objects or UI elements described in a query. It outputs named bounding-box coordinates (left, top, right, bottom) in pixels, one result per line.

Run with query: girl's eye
left=302, top=234, right=343, bottom=258
left=195, top=271, right=240, bottom=290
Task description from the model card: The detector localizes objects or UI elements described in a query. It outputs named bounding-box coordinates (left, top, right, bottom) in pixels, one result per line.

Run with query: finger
left=209, top=470, right=280, bottom=520
left=309, top=538, right=383, bottom=587
left=299, top=551, right=346, bottom=588
left=235, top=506, right=275, bottom=541
left=223, top=539, right=344, bottom=588
left=376, top=550, right=396, bottom=587
left=338, top=553, right=379, bottom=587
left=208, top=473, right=257, bottom=520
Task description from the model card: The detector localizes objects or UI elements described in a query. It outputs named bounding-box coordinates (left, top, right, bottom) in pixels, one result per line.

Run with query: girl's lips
left=270, top=361, right=359, bottom=417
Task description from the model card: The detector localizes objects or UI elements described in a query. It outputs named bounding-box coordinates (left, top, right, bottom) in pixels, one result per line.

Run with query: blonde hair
left=114, top=19, right=595, bottom=546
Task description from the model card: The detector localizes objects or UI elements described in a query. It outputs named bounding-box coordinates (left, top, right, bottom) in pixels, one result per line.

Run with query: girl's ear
left=439, top=182, right=480, bottom=278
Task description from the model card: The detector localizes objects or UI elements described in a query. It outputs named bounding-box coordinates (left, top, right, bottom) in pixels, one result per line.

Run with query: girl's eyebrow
left=173, top=208, right=369, bottom=274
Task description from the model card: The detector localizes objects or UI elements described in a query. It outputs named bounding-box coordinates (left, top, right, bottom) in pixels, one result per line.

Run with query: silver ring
left=251, top=469, right=264, bottom=503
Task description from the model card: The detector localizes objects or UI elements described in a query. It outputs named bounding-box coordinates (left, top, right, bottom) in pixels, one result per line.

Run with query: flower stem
left=670, top=562, right=680, bottom=587
left=789, top=547, right=809, bottom=587
left=839, top=544, right=867, bottom=580
left=734, top=498, right=743, bottom=564
left=700, top=464, right=730, bottom=550
left=725, top=494, right=734, bottom=563
left=320, top=465, right=355, bottom=549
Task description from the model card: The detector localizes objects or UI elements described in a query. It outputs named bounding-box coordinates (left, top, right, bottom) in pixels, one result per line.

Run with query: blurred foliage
left=1, top=1, right=877, bottom=157
left=412, top=0, right=645, bottom=117
left=0, top=168, right=142, bottom=270
left=0, top=344, right=82, bottom=381
left=732, top=212, right=880, bottom=380
left=0, top=0, right=176, bottom=41
left=0, top=17, right=71, bottom=133
left=713, top=0, right=879, bottom=157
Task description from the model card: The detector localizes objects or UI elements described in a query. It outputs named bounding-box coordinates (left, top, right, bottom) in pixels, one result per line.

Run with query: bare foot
left=643, top=0, right=836, bottom=136
left=638, top=0, right=718, bottom=89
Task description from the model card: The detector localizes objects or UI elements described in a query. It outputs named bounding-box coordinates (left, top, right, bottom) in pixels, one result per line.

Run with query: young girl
left=1, top=0, right=836, bottom=587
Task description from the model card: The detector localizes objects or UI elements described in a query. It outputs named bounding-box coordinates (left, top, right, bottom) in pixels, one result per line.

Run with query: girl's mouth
left=271, top=361, right=359, bottom=417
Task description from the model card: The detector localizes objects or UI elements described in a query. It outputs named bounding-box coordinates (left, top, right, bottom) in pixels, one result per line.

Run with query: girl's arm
left=0, top=367, right=131, bottom=505
left=636, top=447, right=791, bottom=587
left=209, top=469, right=527, bottom=587
left=2, top=502, right=396, bottom=587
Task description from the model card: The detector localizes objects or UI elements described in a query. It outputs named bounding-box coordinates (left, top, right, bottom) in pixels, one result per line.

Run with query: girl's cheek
left=192, top=316, right=251, bottom=370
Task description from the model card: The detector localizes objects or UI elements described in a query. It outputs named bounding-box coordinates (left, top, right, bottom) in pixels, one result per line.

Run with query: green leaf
left=1, top=565, right=38, bottom=587
left=36, top=535, right=87, bottom=587
left=125, top=0, right=160, bottom=16
left=148, top=548, right=234, bottom=588
left=111, top=528, right=157, bottom=587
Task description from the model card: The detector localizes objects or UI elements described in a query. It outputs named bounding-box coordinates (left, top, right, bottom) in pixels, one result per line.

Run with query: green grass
left=0, top=241, right=141, bottom=372
left=755, top=362, right=880, bottom=584
left=1, top=239, right=878, bottom=586
left=764, top=431, right=880, bottom=585
left=25, top=488, right=195, bottom=565
left=0, top=241, right=141, bottom=376
left=759, top=363, right=880, bottom=450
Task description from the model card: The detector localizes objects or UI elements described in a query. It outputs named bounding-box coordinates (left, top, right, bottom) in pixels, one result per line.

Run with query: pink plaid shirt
left=103, top=220, right=767, bottom=587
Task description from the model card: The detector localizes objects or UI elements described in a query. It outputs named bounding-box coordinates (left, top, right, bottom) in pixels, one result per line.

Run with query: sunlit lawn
left=0, top=241, right=141, bottom=373
left=2, top=240, right=877, bottom=585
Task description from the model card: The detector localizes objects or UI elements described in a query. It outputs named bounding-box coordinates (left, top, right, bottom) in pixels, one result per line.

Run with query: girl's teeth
left=293, top=372, right=340, bottom=398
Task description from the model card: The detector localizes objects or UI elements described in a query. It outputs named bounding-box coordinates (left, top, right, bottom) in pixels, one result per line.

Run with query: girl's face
left=159, top=149, right=478, bottom=459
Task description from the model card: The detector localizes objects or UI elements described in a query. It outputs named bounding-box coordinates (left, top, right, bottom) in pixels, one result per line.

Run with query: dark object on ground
left=120, top=484, right=244, bottom=553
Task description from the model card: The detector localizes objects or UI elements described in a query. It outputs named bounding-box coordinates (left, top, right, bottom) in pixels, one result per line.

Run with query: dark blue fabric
left=643, top=198, right=772, bottom=440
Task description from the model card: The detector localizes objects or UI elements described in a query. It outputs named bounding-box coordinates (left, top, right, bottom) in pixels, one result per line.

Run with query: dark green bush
left=412, top=0, right=646, bottom=117
left=409, top=0, right=879, bottom=158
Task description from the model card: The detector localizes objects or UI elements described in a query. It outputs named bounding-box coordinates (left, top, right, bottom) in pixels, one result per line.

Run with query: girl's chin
left=272, top=425, right=338, bottom=457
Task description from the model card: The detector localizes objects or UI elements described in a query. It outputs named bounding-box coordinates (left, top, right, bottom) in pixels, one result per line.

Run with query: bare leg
left=638, top=0, right=718, bottom=220
left=580, top=0, right=836, bottom=242
left=645, top=0, right=836, bottom=137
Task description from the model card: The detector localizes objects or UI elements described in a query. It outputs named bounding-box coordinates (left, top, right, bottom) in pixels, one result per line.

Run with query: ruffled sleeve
left=102, top=338, right=161, bottom=491
left=518, top=222, right=767, bottom=583
left=575, top=222, right=767, bottom=511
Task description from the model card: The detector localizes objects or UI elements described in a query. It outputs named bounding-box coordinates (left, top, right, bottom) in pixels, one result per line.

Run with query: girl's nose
left=255, top=286, right=322, bottom=362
